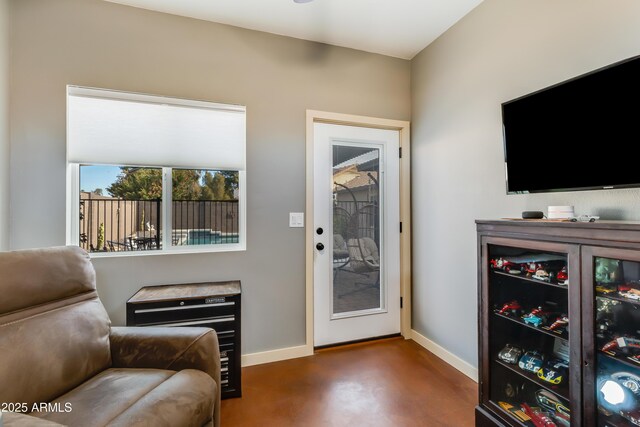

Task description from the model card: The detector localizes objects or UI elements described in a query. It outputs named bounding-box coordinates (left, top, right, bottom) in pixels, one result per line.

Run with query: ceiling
left=104, top=0, right=483, bottom=59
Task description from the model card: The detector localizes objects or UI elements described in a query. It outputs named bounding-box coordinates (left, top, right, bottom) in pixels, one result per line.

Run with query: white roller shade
left=67, top=87, right=246, bottom=170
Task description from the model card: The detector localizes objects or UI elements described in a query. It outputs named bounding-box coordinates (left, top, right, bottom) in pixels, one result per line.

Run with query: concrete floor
left=221, top=337, right=477, bottom=427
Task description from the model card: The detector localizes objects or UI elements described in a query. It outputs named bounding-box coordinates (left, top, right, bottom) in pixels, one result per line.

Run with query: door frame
left=305, top=110, right=412, bottom=352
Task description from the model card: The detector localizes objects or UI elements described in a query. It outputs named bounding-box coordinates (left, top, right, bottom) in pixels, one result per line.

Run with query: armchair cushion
left=34, top=368, right=215, bottom=427
left=2, top=413, right=65, bottom=426
left=110, top=327, right=220, bottom=427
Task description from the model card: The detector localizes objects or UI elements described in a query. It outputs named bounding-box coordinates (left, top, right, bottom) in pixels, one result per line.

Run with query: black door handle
left=316, top=243, right=325, bottom=251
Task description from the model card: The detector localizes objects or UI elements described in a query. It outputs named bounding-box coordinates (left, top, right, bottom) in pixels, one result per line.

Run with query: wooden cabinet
left=127, top=281, right=242, bottom=399
left=476, top=220, right=640, bottom=427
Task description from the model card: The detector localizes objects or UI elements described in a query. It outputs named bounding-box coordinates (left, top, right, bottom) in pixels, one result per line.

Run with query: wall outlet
left=289, top=212, right=304, bottom=228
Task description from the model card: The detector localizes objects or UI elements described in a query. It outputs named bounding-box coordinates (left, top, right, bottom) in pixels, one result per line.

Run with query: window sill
left=88, top=243, right=246, bottom=259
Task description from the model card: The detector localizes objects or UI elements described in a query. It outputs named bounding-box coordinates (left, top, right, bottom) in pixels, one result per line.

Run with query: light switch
left=289, top=212, right=304, bottom=228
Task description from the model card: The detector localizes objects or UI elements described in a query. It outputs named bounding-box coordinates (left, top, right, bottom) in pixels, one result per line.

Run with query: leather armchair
left=0, top=246, right=221, bottom=427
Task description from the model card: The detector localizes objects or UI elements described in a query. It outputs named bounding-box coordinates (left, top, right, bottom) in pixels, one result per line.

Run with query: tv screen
left=502, top=56, right=640, bottom=194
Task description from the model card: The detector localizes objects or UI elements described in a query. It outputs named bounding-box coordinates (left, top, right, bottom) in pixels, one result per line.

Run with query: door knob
left=316, top=227, right=324, bottom=235
left=316, top=243, right=325, bottom=251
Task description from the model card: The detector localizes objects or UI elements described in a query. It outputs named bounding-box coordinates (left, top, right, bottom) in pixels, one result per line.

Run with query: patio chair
left=333, top=183, right=381, bottom=297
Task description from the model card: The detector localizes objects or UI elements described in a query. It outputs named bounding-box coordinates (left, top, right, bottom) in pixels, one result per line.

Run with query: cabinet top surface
left=128, top=281, right=241, bottom=303
left=476, top=219, right=640, bottom=246
left=477, top=219, right=640, bottom=230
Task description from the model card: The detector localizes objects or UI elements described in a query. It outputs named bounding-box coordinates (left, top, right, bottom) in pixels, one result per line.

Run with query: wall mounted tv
left=503, top=55, right=640, bottom=194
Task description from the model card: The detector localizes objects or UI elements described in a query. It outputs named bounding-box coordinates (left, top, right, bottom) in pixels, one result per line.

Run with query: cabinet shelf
left=596, top=291, right=640, bottom=307
left=494, top=311, right=569, bottom=341
left=598, top=350, right=640, bottom=371
left=494, top=359, right=570, bottom=402
left=492, top=270, right=569, bottom=290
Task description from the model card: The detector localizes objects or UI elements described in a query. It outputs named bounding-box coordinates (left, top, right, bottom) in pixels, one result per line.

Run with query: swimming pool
left=185, top=230, right=239, bottom=245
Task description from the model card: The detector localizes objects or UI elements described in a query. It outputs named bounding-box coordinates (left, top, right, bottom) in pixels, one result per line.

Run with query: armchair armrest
left=109, top=326, right=221, bottom=427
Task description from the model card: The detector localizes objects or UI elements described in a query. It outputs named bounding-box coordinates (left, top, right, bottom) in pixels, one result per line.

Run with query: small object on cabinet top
left=569, top=215, right=600, bottom=222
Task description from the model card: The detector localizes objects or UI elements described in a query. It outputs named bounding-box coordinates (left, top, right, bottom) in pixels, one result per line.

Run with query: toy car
left=620, top=288, right=640, bottom=301
left=570, top=215, right=599, bottom=222
left=491, top=257, right=522, bottom=273
left=533, top=267, right=551, bottom=282
left=628, top=354, right=640, bottom=365
left=498, top=300, right=524, bottom=317
left=595, top=285, right=616, bottom=294
left=556, top=266, right=568, bottom=284
left=519, top=350, right=545, bottom=374
left=498, top=401, right=531, bottom=422
left=521, top=403, right=557, bottom=427
left=612, top=372, right=640, bottom=395
left=601, top=337, right=640, bottom=354
left=547, top=315, right=569, bottom=333
left=523, top=307, right=553, bottom=327
left=525, top=262, right=543, bottom=275
left=620, top=409, right=640, bottom=426
left=498, top=344, right=524, bottom=364
left=537, top=359, right=569, bottom=385
left=535, top=390, right=570, bottom=425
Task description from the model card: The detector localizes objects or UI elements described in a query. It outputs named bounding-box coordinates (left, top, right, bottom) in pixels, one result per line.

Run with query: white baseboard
left=411, top=329, right=478, bottom=382
left=241, top=344, right=313, bottom=367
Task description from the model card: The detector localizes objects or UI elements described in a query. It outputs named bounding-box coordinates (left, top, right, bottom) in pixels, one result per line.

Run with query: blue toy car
left=518, top=350, right=545, bottom=374
left=522, top=307, right=553, bottom=328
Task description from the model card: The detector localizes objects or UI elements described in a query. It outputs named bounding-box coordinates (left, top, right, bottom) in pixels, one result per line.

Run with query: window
left=67, top=87, right=246, bottom=255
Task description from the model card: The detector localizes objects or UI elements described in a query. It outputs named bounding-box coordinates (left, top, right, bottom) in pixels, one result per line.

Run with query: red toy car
left=548, top=315, right=569, bottom=333
left=498, top=300, right=524, bottom=317
left=526, top=262, right=543, bottom=275
left=601, top=337, right=640, bottom=353
left=521, top=403, right=557, bottom=427
left=491, top=258, right=522, bottom=273
left=556, top=266, right=569, bottom=284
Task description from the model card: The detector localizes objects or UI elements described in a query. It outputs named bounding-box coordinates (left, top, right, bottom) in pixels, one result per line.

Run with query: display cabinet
left=476, top=220, right=640, bottom=427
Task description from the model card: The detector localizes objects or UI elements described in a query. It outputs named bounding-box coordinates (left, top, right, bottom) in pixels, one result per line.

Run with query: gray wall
left=9, top=0, right=410, bottom=354
left=411, top=0, right=640, bottom=367
left=0, top=0, right=9, bottom=251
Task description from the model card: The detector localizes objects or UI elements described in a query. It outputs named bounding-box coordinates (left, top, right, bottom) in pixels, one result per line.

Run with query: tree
left=201, top=171, right=234, bottom=200
left=172, top=169, right=202, bottom=200
left=107, top=168, right=163, bottom=200
left=97, top=222, right=105, bottom=251
left=106, top=167, right=238, bottom=200
left=219, top=171, right=239, bottom=199
left=94, top=188, right=104, bottom=196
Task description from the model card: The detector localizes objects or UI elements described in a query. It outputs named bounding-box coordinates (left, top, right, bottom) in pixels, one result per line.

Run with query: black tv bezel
left=502, top=54, right=640, bottom=195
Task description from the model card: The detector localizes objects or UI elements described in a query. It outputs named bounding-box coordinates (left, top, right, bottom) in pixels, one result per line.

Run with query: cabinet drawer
left=131, top=302, right=235, bottom=325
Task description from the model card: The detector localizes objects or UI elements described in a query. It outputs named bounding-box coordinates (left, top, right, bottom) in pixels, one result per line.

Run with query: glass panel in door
left=593, top=256, right=640, bottom=426
left=332, top=144, right=382, bottom=315
left=488, top=244, right=572, bottom=426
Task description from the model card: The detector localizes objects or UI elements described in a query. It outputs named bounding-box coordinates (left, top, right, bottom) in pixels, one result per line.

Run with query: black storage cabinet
left=126, top=281, right=242, bottom=399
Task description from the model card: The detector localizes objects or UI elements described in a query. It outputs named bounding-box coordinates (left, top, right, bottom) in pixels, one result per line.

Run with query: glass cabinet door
left=483, top=240, right=579, bottom=426
left=585, top=248, right=640, bottom=427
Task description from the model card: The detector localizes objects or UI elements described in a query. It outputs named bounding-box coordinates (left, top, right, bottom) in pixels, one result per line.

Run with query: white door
left=313, top=123, right=401, bottom=347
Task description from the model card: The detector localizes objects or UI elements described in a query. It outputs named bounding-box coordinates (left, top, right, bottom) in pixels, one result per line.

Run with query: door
left=480, top=236, right=581, bottom=427
left=582, top=246, right=640, bottom=427
left=313, top=122, right=400, bottom=347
